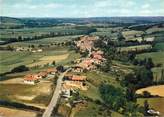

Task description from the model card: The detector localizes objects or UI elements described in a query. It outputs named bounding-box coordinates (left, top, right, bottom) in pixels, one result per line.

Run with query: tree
left=56, top=65, right=64, bottom=72
left=144, top=100, right=149, bottom=115
left=126, top=85, right=136, bottom=101
left=145, top=58, right=154, bottom=70
left=99, top=84, right=126, bottom=111
left=52, top=61, right=56, bottom=66
left=123, top=67, right=153, bottom=88
left=31, top=45, right=35, bottom=48
left=143, top=91, right=151, bottom=98
left=136, top=67, right=153, bottom=87
left=11, top=65, right=29, bottom=73
left=101, top=58, right=111, bottom=72
left=161, top=69, right=164, bottom=82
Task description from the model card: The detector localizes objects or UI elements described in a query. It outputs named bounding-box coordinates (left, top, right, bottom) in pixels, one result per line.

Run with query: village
left=22, top=35, right=105, bottom=101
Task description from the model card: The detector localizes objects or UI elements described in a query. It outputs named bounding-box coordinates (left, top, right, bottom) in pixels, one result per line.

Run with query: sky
left=0, top=0, right=164, bottom=17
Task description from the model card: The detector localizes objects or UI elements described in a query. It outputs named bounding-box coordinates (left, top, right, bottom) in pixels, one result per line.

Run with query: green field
left=137, top=98, right=164, bottom=116
left=0, top=26, right=80, bottom=39
left=2, top=35, right=80, bottom=47
left=136, top=51, right=164, bottom=65
left=153, top=42, right=164, bottom=51
left=118, top=44, right=152, bottom=52
left=0, top=46, right=80, bottom=73
left=24, top=35, right=81, bottom=44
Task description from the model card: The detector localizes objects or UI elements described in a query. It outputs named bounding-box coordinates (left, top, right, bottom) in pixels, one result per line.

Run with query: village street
left=42, top=68, right=71, bottom=117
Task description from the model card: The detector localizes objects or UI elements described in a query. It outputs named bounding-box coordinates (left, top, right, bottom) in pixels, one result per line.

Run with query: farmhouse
left=46, top=68, right=57, bottom=74
left=24, top=74, right=39, bottom=85
left=64, top=74, right=86, bottom=81
left=63, top=74, right=88, bottom=90
left=63, top=81, right=87, bottom=90
left=37, top=71, right=48, bottom=78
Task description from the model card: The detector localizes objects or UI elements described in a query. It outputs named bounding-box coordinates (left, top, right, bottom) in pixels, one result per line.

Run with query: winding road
left=42, top=68, right=71, bottom=117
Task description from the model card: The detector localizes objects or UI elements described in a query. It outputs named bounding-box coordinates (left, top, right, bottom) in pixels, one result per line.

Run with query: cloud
left=12, top=3, right=63, bottom=9
left=141, top=4, right=150, bottom=9
left=1, top=0, right=164, bottom=17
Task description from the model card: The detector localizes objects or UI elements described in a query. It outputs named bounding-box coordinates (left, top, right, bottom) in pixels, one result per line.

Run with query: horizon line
left=1, top=15, right=164, bottom=19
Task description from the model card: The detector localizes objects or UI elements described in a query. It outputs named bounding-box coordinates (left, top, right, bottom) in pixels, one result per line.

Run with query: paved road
left=42, top=68, right=71, bottom=117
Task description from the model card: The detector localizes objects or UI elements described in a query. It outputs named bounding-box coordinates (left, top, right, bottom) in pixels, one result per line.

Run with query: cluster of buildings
left=75, top=35, right=99, bottom=52
left=61, top=74, right=88, bottom=98
left=23, top=68, right=57, bottom=85
left=73, top=35, right=105, bottom=72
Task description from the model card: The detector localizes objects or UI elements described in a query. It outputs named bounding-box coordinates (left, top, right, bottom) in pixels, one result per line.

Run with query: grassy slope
left=71, top=71, right=123, bottom=116
left=137, top=98, right=164, bottom=116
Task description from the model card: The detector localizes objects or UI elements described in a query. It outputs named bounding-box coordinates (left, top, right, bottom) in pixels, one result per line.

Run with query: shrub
left=11, top=65, right=29, bottom=73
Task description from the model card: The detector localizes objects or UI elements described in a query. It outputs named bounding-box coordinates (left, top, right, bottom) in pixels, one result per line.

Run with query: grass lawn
left=137, top=97, right=164, bottom=116
left=80, top=82, right=102, bottom=101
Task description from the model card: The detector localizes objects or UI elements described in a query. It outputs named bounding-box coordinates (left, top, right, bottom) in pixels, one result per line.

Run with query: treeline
left=0, top=100, right=44, bottom=112
left=0, top=28, right=96, bottom=45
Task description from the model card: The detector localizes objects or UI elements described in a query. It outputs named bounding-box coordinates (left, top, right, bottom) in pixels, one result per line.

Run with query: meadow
left=136, top=51, right=164, bottom=65
left=118, top=44, right=152, bottom=52
left=137, top=97, right=164, bottom=116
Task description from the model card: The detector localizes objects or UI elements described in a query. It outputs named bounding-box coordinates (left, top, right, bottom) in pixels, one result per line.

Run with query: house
left=37, top=49, right=43, bottom=52
left=72, top=66, right=84, bottom=72
left=24, top=74, right=39, bottom=85
left=91, top=50, right=104, bottom=60
left=63, top=81, right=88, bottom=90
left=73, top=58, right=96, bottom=72
left=38, top=71, right=48, bottom=78
left=71, top=75, right=86, bottom=81
left=61, top=89, right=72, bottom=98
left=46, top=68, right=57, bottom=75
left=63, top=74, right=88, bottom=90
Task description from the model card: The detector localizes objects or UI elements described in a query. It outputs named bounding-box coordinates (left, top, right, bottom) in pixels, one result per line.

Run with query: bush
left=11, top=65, right=29, bottom=73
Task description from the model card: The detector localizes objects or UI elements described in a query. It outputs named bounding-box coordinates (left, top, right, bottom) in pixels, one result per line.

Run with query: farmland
left=137, top=98, right=164, bottom=116
left=118, top=44, right=152, bottom=52
left=136, top=85, right=164, bottom=97
left=0, top=81, right=53, bottom=107
left=0, top=16, right=164, bottom=117
left=0, top=46, right=80, bottom=73
left=0, top=107, right=37, bottom=117
left=136, top=51, right=164, bottom=65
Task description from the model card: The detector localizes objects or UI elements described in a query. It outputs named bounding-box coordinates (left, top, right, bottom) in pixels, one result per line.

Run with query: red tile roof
left=24, top=74, right=39, bottom=81
left=71, top=75, right=86, bottom=81
left=38, top=71, right=48, bottom=77
left=46, top=68, right=57, bottom=73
